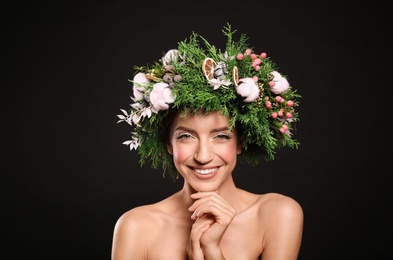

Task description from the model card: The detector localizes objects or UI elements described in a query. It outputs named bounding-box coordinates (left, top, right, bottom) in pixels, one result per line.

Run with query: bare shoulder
left=253, top=192, right=304, bottom=234
left=115, top=192, right=182, bottom=228
left=257, top=192, right=303, bottom=217
left=111, top=203, right=166, bottom=259
left=113, top=200, right=171, bottom=242
left=252, top=193, right=304, bottom=259
left=115, top=204, right=159, bottom=230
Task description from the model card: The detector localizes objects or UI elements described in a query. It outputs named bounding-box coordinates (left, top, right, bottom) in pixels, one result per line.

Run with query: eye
left=214, top=133, right=231, bottom=140
left=176, top=133, right=193, bottom=140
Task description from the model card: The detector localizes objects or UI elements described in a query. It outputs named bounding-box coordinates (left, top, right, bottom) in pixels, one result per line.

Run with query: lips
left=192, top=167, right=219, bottom=180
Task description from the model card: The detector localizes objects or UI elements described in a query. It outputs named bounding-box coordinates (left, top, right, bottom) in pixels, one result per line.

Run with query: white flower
left=118, top=102, right=153, bottom=126
left=133, top=72, right=150, bottom=86
left=122, top=134, right=140, bottom=150
left=130, top=102, right=152, bottom=124
left=162, top=49, right=180, bottom=66
left=236, top=77, right=260, bottom=102
left=149, top=82, right=175, bottom=113
left=218, top=51, right=235, bottom=62
left=270, top=71, right=290, bottom=94
left=133, top=108, right=152, bottom=124
left=117, top=109, right=132, bottom=124
left=208, top=78, right=232, bottom=90
left=133, top=73, right=150, bottom=101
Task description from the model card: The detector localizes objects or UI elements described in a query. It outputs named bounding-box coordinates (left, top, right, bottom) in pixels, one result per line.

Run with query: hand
left=187, top=214, right=214, bottom=260
left=187, top=192, right=236, bottom=259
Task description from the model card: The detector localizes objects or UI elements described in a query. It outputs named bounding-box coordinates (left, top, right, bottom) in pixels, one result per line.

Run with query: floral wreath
left=117, top=23, right=301, bottom=179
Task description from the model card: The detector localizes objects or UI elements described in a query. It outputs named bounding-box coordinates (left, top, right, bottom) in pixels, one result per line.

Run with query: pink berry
left=251, top=53, right=257, bottom=59
left=278, top=110, right=284, bottom=117
left=255, top=65, right=260, bottom=71
left=253, top=76, right=258, bottom=82
left=266, top=101, right=272, bottom=109
left=275, top=96, right=282, bottom=102
left=287, top=100, right=294, bottom=107
left=245, top=49, right=252, bottom=55
left=237, top=53, right=244, bottom=60
left=279, top=127, right=286, bottom=133
left=271, top=112, right=278, bottom=118
left=260, top=52, right=267, bottom=58
left=269, top=81, right=275, bottom=87
left=286, top=112, right=293, bottom=118
left=254, top=58, right=262, bottom=65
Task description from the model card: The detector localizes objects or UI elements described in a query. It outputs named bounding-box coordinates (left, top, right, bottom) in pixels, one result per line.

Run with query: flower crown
left=117, top=24, right=301, bottom=179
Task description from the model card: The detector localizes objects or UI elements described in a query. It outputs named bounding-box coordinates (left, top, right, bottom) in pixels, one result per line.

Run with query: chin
left=189, top=182, right=220, bottom=192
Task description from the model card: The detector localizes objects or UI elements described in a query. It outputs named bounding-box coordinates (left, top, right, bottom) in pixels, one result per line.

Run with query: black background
left=1, top=1, right=391, bottom=259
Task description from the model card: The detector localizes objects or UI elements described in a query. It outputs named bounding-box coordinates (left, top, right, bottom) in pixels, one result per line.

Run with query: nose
left=193, top=140, right=213, bottom=164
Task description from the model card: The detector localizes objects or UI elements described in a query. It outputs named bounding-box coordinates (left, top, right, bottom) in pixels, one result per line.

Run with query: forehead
left=174, top=110, right=229, bottom=125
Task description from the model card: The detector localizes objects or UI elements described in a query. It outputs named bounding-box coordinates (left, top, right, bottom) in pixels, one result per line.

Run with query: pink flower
left=236, top=77, right=259, bottom=102
left=133, top=73, right=150, bottom=101
left=270, top=71, right=290, bottom=94
left=149, top=82, right=175, bottom=112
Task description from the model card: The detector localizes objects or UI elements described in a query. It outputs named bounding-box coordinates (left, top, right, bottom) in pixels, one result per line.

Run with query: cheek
left=218, top=143, right=239, bottom=160
left=171, top=143, right=192, bottom=163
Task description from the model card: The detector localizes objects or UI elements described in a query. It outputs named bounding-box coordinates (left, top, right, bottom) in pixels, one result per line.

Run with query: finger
left=189, top=194, right=236, bottom=221
left=189, top=192, right=233, bottom=213
left=193, top=204, right=236, bottom=224
left=188, top=221, right=209, bottom=260
left=191, top=209, right=201, bottom=220
left=190, top=217, right=213, bottom=243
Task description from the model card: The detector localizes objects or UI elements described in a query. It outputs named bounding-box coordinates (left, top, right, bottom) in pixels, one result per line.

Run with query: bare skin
left=112, top=111, right=303, bottom=259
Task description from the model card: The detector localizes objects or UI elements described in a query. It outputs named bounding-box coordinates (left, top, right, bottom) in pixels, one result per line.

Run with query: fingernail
left=195, top=209, right=200, bottom=217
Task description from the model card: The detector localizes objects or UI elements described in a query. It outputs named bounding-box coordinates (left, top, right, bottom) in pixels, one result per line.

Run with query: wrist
left=202, top=245, right=225, bottom=260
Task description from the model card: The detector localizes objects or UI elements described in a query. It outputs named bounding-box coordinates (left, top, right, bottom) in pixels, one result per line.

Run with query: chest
left=147, top=213, right=263, bottom=259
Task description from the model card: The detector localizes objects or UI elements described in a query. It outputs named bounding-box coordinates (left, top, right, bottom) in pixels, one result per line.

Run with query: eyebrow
left=174, top=126, right=232, bottom=133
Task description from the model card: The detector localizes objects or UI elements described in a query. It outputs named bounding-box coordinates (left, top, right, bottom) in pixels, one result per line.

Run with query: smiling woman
left=167, top=111, right=241, bottom=190
left=112, top=24, right=303, bottom=259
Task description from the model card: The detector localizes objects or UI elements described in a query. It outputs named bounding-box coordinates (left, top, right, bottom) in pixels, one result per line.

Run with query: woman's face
left=167, top=110, right=242, bottom=191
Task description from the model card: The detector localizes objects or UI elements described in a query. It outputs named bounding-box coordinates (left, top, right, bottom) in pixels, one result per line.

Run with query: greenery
left=119, top=23, right=301, bottom=180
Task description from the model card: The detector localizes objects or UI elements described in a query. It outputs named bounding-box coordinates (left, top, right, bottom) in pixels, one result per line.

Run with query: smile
left=194, top=168, right=218, bottom=175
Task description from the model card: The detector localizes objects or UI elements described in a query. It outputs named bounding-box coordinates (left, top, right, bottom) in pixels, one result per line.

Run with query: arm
left=261, top=196, right=304, bottom=260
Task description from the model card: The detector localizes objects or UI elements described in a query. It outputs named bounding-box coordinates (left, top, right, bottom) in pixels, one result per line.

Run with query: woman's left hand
left=188, top=191, right=237, bottom=258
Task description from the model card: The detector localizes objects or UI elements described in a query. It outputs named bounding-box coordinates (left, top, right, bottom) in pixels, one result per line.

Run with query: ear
left=236, top=143, right=242, bottom=155
left=236, top=136, right=243, bottom=155
left=167, top=143, right=173, bottom=155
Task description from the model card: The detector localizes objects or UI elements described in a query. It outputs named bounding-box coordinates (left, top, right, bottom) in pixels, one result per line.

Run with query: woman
left=113, top=24, right=303, bottom=259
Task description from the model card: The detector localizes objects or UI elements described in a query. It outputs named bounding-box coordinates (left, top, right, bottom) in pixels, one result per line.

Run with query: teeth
left=194, top=168, right=217, bottom=175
